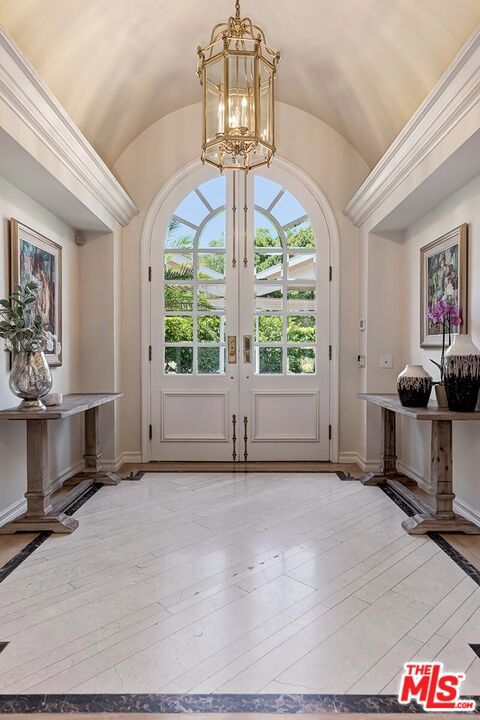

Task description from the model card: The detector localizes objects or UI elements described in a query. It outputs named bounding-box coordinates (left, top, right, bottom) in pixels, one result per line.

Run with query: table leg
left=66, top=406, right=120, bottom=486
left=0, top=420, right=79, bottom=534
left=361, top=407, right=416, bottom=487
left=402, top=419, right=480, bottom=534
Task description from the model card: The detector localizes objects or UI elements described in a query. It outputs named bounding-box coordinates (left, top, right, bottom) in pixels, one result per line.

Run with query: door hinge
left=149, top=424, right=153, bottom=441
left=329, top=266, right=332, bottom=282
left=329, top=424, right=332, bottom=440
left=148, top=266, right=152, bottom=282
left=149, top=345, right=152, bottom=361
left=329, top=345, right=332, bottom=361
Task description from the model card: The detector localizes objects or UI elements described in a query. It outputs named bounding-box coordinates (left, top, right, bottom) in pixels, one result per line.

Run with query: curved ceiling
left=1, top=0, right=479, bottom=169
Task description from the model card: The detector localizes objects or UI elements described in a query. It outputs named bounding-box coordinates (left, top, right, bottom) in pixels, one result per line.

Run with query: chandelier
left=197, top=0, right=280, bottom=172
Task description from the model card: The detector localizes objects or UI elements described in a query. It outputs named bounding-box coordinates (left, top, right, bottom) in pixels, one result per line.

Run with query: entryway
left=146, top=162, right=335, bottom=462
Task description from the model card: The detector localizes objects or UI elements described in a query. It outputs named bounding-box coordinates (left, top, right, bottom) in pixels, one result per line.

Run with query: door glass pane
left=271, top=191, right=307, bottom=227
left=164, top=317, right=193, bottom=342
left=198, top=347, right=224, bottom=374
left=164, top=284, right=193, bottom=312
left=255, top=285, right=282, bottom=313
left=199, top=211, right=226, bottom=248
left=254, top=176, right=282, bottom=209
left=255, top=252, right=283, bottom=280
left=165, top=347, right=193, bottom=374
left=165, top=220, right=195, bottom=249
left=287, top=253, right=316, bottom=281
left=199, top=176, right=226, bottom=210
left=257, top=347, right=283, bottom=374
left=164, top=253, right=193, bottom=280
left=255, top=316, right=283, bottom=343
left=197, top=284, right=226, bottom=311
left=255, top=211, right=281, bottom=248
left=287, top=348, right=316, bottom=374
left=198, top=253, right=225, bottom=279
left=287, top=316, right=316, bottom=343
left=287, top=286, right=315, bottom=313
left=286, top=220, right=315, bottom=248
left=175, top=191, right=209, bottom=226
left=198, top=316, right=224, bottom=343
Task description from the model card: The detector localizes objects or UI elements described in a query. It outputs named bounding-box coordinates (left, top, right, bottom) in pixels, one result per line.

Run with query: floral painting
left=10, top=219, right=62, bottom=366
left=420, top=224, right=468, bottom=348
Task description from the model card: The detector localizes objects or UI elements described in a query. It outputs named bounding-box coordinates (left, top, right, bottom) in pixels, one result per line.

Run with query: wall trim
left=454, top=496, right=480, bottom=527
left=396, top=460, right=432, bottom=493
left=0, top=459, right=84, bottom=527
left=344, top=26, right=480, bottom=227
left=0, top=27, right=138, bottom=227
left=103, top=452, right=143, bottom=472
left=338, top=452, right=379, bottom=473
left=140, top=157, right=341, bottom=463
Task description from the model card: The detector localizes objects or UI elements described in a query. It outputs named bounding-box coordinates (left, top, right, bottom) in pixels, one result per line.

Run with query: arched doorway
left=142, top=161, right=339, bottom=462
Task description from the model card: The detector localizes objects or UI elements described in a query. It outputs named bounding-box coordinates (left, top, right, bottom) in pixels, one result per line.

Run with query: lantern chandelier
left=197, top=0, right=280, bottom=172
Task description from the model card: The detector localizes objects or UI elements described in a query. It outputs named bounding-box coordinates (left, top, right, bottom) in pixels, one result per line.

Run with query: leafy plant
left=0, top=282, right=58, bottom=355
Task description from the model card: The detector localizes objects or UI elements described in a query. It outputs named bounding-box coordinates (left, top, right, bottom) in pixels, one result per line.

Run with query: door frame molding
left=140, top=157, right=341, bottom=463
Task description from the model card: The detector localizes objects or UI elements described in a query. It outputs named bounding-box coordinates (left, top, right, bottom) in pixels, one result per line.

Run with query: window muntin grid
left=253, top=176, right=317, bottom=376
left=163, top=177, right=227, bottom=375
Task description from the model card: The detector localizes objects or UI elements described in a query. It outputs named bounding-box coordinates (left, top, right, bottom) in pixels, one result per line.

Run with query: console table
left=0, top=393, right=123, bottom=534
left=358, top=393, right=480, bottom=535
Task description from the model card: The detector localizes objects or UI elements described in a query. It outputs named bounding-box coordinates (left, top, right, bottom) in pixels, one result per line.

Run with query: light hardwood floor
left=0, top=471, right=479, bottom=697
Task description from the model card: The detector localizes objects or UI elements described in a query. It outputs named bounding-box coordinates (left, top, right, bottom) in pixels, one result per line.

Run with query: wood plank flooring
left=0, top=472, right=479, bottom=697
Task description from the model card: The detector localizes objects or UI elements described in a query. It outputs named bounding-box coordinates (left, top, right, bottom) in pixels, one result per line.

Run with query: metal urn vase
left=444, top=333, right=480, bottom=412
left=397, top=364, right=433, bottom=407
left=9, top=351, right=53, bottom=410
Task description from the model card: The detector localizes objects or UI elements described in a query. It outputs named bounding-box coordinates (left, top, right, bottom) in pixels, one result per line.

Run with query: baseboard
left=396, top=460, right=432, bottom=493
left=103, top=451, right=143, bottom=472
left=453, top=496, right=480, bottom=526
left=0, top=458, right=84, bottom=528
left=338, top=452, right=379, bottom=473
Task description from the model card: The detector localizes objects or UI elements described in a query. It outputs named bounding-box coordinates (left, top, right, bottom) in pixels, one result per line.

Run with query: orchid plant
left=427, top=299, right=461, bottom=383
left=0, top=282, right=59, bottom=355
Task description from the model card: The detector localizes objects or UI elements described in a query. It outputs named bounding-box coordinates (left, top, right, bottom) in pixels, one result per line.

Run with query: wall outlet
left=380, top=355, right=393, bottom=369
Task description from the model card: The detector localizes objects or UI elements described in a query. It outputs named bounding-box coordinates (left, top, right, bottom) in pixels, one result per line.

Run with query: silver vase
left=9, top=351, right=53, bottom=410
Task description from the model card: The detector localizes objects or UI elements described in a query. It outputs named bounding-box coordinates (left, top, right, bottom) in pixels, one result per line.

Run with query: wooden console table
left=0, top=393, right=123, bottom=534
left=358, top=393, right=480, bottom=535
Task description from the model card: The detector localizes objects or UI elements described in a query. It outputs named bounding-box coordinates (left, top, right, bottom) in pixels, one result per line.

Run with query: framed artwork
left=420, top=224, right=468, bottom=348
left=10, top=219, right=62, bottom=366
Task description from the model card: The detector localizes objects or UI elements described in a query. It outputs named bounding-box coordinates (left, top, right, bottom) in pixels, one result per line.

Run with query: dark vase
left=444, top=334, right=480, bottom=412
left=397, top=364, right=433, bottom=407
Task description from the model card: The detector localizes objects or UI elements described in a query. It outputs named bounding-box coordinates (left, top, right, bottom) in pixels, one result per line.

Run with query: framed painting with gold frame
left=420, top=224, right=468, bottom=348
left=10, top=219, right=62, bottom=366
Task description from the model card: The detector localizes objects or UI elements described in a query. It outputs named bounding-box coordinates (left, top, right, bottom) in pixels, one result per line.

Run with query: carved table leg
left=402, top=419, right=480, bottom=534
left=361, top=407, right=416, bottom=487
left=0, top=420, right=78, bottom=534
left=66, top=406, right=120, bottom=486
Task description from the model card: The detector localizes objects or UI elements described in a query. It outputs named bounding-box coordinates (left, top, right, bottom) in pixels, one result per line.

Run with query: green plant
left=0, top=282, right=58, bottom=354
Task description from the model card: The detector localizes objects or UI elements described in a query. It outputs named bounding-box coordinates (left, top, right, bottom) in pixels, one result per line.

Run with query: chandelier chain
left=235, top=0, right=240, bottom=19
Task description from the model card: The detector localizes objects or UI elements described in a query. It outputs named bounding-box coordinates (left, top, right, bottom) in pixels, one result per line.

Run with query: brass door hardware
left=232, top=414, right=237, bottom=461
left=243, top=335, right=252, bottom=364
left=228, top=336, right=237, bottom=364
left=243, top=416, right=248, bottom=461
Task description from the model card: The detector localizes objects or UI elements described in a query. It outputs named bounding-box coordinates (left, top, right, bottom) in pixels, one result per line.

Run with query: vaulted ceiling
left=1, top=0, right=479, bottom=169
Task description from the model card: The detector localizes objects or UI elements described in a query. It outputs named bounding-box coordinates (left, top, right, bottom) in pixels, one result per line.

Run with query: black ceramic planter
left=397, top=364, right=433, bottom=408
left=444, top=335, right=480, bottom=413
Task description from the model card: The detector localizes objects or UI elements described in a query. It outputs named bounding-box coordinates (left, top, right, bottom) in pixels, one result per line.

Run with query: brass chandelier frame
left=197, top=0, right=280, bottom=172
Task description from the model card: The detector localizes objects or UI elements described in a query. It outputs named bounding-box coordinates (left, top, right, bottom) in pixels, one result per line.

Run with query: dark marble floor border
left=380, top=484, right=480, bottom=586
left=1, top=692, right=479, bottom=714
left=0, top=483, right=102, bottom=584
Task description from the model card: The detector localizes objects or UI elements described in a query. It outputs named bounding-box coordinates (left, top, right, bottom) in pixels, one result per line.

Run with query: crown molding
left=0, top=26, right=138, bottom=227
left=345, top=25, right=480, bottom=228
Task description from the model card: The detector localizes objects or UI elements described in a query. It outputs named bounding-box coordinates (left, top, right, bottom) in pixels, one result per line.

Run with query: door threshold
left=122, top=461, right=359, bottom=473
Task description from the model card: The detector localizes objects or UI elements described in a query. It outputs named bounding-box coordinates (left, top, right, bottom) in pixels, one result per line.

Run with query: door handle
left=243, top=416, right=248, bottom=462
left=243, top=335, right=252, bottom=364
left=228, top=336, right=237, bottom=364
left=232, top=414, right=237, bottom=462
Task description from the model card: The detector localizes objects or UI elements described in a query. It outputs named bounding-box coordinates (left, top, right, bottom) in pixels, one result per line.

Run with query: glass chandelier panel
left=197, top=0, right=280, bottom=172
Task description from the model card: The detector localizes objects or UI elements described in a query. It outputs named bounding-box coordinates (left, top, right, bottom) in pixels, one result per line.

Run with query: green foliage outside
left=164, top=220, right=316, bottom=374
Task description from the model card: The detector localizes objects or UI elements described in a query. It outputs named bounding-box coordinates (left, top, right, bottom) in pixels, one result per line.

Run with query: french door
left=150, top=166, right=330, bottom=461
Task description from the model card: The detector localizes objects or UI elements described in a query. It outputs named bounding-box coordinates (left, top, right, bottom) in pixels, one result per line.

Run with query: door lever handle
left=228, top=336, right=237, bottom=364
left=243, top=335, right=252, bottom=364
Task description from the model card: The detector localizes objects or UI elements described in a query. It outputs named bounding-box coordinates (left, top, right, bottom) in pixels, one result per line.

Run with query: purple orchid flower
left=427, top=299, right=462, bottom=383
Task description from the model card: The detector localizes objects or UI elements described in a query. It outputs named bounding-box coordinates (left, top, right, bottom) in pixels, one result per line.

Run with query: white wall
left=399, top=173, right=480, bottom=518
left=114, top=101, right=369, bottom=460
left=0, top=174, right=83, bottom=519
